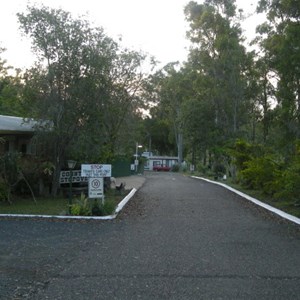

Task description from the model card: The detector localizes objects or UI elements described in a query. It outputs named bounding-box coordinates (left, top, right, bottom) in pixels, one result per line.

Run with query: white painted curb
left=192, top=176, right=300, bottom=226
left=114, top=188, right=137, bottom=214
left=0, top=188, right=137, bottom=221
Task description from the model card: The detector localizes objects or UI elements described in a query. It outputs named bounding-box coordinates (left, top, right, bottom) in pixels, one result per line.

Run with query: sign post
left=81, top=164, right=112, bottom=202
left=88, top=177, right=104, bottom=199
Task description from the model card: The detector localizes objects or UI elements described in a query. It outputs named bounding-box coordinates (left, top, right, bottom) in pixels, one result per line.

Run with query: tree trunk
left=177, top=132, right=183, bottom=166
left=51, top=167, right=61, bottom=197
left=51, top=152, right=63, bottom=197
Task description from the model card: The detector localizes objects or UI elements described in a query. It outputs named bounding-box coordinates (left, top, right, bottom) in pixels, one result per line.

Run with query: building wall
left=147, top=156, right=178, bottom=171
left=0, top=134, right=35, bottom=156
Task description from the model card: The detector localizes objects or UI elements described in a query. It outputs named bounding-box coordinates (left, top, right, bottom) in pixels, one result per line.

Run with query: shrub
left=213, top=163, right=226, bottom=179
left=71, top=194, right=116, bottom=216
left=91, top=200, right=103, bottom=216
left=102, top=199, right=116, bottom=215
left=240, top=155, right=281, bottom=195
left=0, top=152, right=21, bottom=203
left=0, top=181, right=9, bottom=202
left=171, top=164, right=179, bottom=172
left=196, top=163, right=209, bottom=175
left=229, top=139, right=253, bottom=172
left=70, top=193, right=92, bottom=216
left=274, top=158, right=300, bottom=204
left=92, top=198, right=116, bottom=216
left=229, top=139, right=266, bottom=173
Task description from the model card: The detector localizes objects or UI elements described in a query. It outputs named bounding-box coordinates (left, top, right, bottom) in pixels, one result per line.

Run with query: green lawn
left=191, top=173, right=300, bottom=218
left=213, top=178, right=300, bottom=218
left=0, top=198, right=68, bottom=215
left=0, top=197, right=69, bottom=215
left=0, top=190, right=128, bottom=216
left=223, top=181, right=300, bottom=218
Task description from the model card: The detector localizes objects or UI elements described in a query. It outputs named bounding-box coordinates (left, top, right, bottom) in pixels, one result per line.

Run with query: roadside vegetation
left=189, top=139, right=300, bottom=218
left=225, top=181, right=300, bottom=218
left=0, top=189, right=128, bottom=216
left=0, top=1, right=300, bottom=219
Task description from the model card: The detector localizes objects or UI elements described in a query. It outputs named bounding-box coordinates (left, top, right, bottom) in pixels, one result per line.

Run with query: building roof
left=148, top=156, right=179, bottom=160
left=0, top=115, right=36, bottom=134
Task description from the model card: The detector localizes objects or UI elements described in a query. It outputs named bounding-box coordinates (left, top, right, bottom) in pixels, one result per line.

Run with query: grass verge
left=192, top=173, right=300, bottom=218
left=0, top=189, right=129, bottom=216
left=224, top=181, right=300, bottom=218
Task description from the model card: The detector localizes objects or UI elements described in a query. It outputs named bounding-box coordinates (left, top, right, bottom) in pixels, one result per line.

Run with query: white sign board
left=81, top=164, right=112, bottom=178
left=88, top=177, right=104, bottom=198
left=59, top=170, right=88, bottom=184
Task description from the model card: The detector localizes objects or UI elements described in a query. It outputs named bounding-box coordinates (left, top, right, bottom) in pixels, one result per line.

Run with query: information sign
left=59, top=170, right=88, bottom=184
left=81, top=164, right=112, bottom=178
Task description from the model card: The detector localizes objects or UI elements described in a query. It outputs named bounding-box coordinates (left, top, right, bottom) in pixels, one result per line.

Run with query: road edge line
left=191, top=176, right=300, bottom=226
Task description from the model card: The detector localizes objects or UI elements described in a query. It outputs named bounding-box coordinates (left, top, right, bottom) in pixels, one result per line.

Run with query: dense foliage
left=141, top=0, right=300, bottom=211
left=0, top=1, right=299, bottom=211
left=16, top=5, right=150, bottom=196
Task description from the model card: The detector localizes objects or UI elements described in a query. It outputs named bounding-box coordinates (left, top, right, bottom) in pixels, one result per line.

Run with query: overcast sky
left=0, top=0, right=264, bottom=70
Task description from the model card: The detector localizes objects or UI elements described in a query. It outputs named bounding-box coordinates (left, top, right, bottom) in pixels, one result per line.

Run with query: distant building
left=145, top=155, right=179, bottom=171
left=141, top=151, right=153, bottom=158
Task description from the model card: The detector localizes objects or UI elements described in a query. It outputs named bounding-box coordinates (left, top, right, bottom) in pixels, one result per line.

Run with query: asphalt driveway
left=0, top=172, right=300, bottom=299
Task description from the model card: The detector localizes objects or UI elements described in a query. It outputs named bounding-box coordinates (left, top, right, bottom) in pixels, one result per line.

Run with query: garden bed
left=0, top=189, right=130, bottom=217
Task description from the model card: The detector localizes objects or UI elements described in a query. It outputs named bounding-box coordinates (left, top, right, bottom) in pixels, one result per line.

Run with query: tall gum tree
left=151, top=63, right=193, bottom=164
left=184, top=0, right=250, bottom=140
left=256, top=0, right=300, bottom=155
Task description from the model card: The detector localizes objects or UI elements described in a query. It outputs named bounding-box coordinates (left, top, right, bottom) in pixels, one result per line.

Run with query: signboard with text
left=81, top=164, right=112, bottom=178
left=59, top=170, right=88, bottom=184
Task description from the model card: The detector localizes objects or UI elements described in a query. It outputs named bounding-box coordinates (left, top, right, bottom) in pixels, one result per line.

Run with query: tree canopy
left=16, top=5, right=150, bottom=195
left=0, top=0, right=300, bottom=207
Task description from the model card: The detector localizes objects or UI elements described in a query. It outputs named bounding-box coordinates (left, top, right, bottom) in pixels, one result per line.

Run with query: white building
left=144, top=156, right=179, bottom=171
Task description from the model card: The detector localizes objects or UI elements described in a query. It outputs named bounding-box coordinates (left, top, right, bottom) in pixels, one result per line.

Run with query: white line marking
left=192, top=176, right=300, bottom=226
